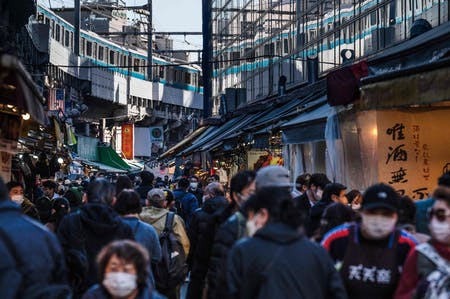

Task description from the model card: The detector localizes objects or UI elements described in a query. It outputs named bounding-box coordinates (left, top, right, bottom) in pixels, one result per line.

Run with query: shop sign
left=122, top=124, right=134, bottom=159
left=377, top=109, right=450, bottom=199
left=150, top=127, right=163, bottom=155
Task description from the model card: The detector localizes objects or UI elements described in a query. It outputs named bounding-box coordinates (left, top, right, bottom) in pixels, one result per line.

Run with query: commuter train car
left=36, top=4, right=203, bottom=95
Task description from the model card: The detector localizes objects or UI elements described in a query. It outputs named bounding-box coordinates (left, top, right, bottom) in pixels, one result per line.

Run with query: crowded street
left=1, top=0, right=450, bottom=298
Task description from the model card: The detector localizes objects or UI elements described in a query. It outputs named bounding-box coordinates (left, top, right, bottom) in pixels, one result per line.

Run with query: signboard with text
left=122, top=124, right=134, bottom=160
left=377, top=109, right=450, bottom=199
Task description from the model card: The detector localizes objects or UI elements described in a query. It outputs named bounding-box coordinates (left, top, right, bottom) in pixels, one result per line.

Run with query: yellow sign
left=377, top=109, right=450, bottom=199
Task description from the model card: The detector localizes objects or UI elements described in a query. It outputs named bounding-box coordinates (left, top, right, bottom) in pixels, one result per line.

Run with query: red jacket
left=394, top=240, right=450, bottom=299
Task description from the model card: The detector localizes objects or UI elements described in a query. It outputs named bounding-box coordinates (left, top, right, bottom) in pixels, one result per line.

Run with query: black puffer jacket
left=186, top=196, right=228, bottom=299
left=57, top=203, right=134, bottom=298
left=207, top=210, right=247, bottom=299
left=227, top=223, right=348, bottom=299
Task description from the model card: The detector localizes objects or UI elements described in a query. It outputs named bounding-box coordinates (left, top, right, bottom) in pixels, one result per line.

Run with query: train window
left=185, top=72, right=191, bottom=84
left=232, top=52, right=240, bottom=66
left=51, top=20, right=55, bottom=38
left=93, top=43, right=97, bottom=59
left=45, top=17, right=50, bottom=25
left=65, top=30, right=70, bottom=47
left=81, top=38, right=85, bottom=55
left=86, top=41, right=92, bottom=57
left=284, top=39, right=289, bottom=54
left=110, top=50, right=115, bottom=65
left=98, top=46, right=104, bottom=61
left=141, top=60, right=145, bottom=73
left=159, top=66, right=165, bottom=79
left=133, top=59, right=140, bottom=72
left=70, top=32, right=74, bottom=50
left=55, top=24, right=61, bottom=41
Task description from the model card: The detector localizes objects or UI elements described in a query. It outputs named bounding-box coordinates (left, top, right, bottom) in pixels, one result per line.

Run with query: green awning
left=97, top=146, right=131, bottom=170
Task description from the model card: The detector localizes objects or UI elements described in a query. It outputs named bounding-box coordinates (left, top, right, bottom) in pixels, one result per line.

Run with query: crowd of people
left=0, top=165, right=449, bottom=299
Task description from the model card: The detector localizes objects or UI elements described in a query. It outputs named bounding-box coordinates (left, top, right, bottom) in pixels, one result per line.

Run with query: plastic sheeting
left=325, top=107, right=345, bottom=183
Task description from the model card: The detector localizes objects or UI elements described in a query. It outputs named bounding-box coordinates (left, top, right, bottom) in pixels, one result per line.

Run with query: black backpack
left=0, top=228, right=72, bottom=299
left=153, top=212, right=188, bottom=290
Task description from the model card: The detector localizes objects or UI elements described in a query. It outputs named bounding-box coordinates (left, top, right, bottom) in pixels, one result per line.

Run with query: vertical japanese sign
left=122, top=124, right=134, bottom=160
left=377, top=110, right=450, bottom=199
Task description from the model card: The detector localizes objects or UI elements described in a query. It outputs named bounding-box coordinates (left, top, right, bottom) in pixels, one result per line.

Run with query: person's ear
left=331, top=194, right=338, bottom=202
left=82, top=193, right=88, bottom=204
left=111, top=196, right=117, bottom=206
left=255, top=208, right=269, bottom=228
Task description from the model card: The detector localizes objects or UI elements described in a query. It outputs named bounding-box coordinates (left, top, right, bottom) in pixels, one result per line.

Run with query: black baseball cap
left=362, top=183, right=399, bottom=212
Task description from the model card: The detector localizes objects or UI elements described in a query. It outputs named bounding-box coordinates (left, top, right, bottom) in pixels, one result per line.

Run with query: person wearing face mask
left=82, top=240, right=165, bottom=299
left=308, top=183, right=348, bottom=237
left=188, top=176, right=203, bottom=208
left=227, top=185, right=347, bottom=299
left=6, top=181, right=40, bottom=220
left=293, top=173, right=331, bottom=221
left=394, top=187, right=450, bottom=299
left=207, top=170, right=256, bottom=299
left=321, top=183, right=417, bottom=299
left=347, top=189, right=362, bottom=211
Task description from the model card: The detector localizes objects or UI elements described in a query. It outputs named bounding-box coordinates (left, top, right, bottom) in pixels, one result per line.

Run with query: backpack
left=0, top=228, right=71, bottom=299
left=153, top=212, right=188, bottom=290
left=416, top=242, right=450, bottom=299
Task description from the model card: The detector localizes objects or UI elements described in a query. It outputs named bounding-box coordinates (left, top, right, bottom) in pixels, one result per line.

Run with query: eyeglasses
left=428, top=208, right=450, bottom=222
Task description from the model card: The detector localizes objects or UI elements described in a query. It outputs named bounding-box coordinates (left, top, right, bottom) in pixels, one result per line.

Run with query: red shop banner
left=122, top=124, right=134, bottom=159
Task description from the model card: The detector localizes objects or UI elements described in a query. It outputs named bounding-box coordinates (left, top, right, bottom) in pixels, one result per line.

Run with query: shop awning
left=0, top=54, right=48, bottom=126
left=281, top=103, right=332, bottom=144
left=159, top=126, right=209, bottom=159
left=178, top=115, right=246, bottom=156
left=359, top=57, right=450, bottom=109
left=79, top=159, right=128, bottom=173
left=97, top=146, right=131, bottom=171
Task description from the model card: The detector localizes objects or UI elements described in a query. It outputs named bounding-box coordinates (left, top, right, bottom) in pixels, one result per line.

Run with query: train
left=36, top=4, right=203, bottom=95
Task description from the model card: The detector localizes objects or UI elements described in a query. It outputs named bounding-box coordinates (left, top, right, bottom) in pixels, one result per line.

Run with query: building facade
left=211, top=0, right=449, bottom=110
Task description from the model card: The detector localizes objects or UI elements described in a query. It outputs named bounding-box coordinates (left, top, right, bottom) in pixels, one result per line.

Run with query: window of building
left=51, top=20, right=55, bottom=38
left=81, top=38, right=85, bottom=55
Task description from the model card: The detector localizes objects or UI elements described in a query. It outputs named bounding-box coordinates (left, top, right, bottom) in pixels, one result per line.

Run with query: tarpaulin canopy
left=281, top=101, right=332, bottom=144
left=97, top=146, right=131, bottom=171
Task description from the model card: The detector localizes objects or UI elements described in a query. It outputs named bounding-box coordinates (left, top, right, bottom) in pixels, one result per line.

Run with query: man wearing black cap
left=321, top=183, right=417, bottom=299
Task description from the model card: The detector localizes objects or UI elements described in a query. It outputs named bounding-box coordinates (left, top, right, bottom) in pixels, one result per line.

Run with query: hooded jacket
left=227, top=223, right=348, bottom=299
left=186, top=196, right=228, bottom=299
left=207, top=209, right=247, bottom=299
left=140, top=206, right=190, bottom=257
left=57, top=203, right=134, bottom=297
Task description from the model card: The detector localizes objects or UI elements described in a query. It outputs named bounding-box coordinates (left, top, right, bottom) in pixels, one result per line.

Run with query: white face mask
left=11, top=195, right=24, bottom=205
left=429, top=218, right=450, bottom=244
left=102, top=272, right=137, bottom=298
left=246, top=218, right=258, bottom=237
left=361, top=214, right=396, bottom=239
left=316, top=189, right=323, bottom=199
left=190, top=182, right=198, bottom=190
left=351, top=203, right=361, bottom=210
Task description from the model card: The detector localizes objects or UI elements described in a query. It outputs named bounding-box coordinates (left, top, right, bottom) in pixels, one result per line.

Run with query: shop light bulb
left=7, top=105, right=13, bottom=108
left=22, top=113, right=30, bottom=120
left=57, top=157, right=64, bottom=164
left=371, top=127, right=378, bottom=137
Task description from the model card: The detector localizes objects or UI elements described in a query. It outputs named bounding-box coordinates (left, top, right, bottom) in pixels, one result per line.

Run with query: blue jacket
left=173, top=189, right=199, bottom=229
left=0, top=200, right=68, bottom=298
